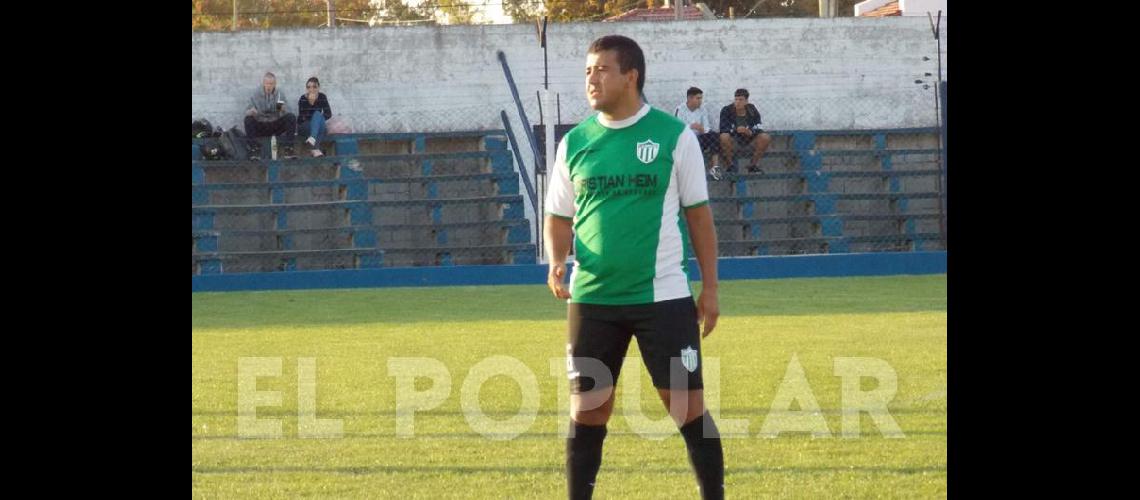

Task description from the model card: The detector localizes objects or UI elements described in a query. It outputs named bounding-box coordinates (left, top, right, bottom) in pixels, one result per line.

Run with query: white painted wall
left=192, top=17, right=948, bottom=134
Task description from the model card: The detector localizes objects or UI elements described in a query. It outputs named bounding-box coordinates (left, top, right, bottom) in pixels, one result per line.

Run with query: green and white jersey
left=545, top=104, right=710, bottom=305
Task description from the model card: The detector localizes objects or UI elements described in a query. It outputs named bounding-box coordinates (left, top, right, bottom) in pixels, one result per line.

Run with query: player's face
left=734, top=95, right=748, bottom=112
left=687, top=93, right=703, bottom=109
left=263, top=76, right=276, bottom=95
left=585, top=50, right=635, bottom=113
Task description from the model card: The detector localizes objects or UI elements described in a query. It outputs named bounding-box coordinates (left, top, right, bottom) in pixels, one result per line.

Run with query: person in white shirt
left=673, top=87, right=725, bottom=180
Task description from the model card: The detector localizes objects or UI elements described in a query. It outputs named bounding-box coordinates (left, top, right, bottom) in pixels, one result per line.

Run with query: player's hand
left=548, top=262, right=572, bottom=299
left=246, top=109, right=258, bottom=117
left=691, top=123, right=704, bottom=134
left=696, top=288, right=719, bottom=337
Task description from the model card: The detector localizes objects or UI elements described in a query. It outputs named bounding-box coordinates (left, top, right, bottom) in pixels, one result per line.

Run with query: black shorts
left=726, top=131, right=765, bottom=145
left=695, top=131, right=721, bottom=153
left=565, top=297, right=704, bottom=393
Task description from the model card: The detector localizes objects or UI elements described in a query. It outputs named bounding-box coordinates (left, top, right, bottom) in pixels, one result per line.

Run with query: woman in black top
left=297, top=77, right=333, bottom=157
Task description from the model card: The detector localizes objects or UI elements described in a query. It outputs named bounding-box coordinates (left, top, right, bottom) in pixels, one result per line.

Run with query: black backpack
left=192, top=119, right=216, bottom=139
left=220, top=127, right=251, bottom=161
left=199, top=137, right=225, bottom=160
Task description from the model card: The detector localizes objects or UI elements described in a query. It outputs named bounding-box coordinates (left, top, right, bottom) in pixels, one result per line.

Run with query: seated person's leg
left=733, top=135, right=753, bottom=170
left=748, top=132, right=772, bottom=173
left=310, top=112, right=328, bottom=144
left=697, top=133, right=723, bottom=179
left=279, top=113, right=297, bottom=141
left=718, top=133, right=735, bottom=170
left=305, top=114, right=328, bottom=157
left=267, top=114, right=297, bottom=158
left=753, top=132, right=771, bottom=161
left=697, top=133, right=717, bottom=166
left=702, top=133, right=720, bottom=159
left=244, top=115, right=262, bottom=137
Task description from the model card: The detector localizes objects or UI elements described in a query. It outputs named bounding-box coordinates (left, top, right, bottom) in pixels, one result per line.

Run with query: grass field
left=192, top=275, right=947, bottom=498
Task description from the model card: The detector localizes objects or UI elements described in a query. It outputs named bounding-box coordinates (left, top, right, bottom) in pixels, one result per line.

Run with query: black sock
left=567, top=421, right=607, bottom=500
left=679, top=412, right=724, bottom=500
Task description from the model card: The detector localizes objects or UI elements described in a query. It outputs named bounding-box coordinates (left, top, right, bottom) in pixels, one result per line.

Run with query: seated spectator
left=244, top=72, right=296, bottom=159
left=718, top=88, right=772, bottom=174
left=673, top=86, right=725, bottom=180
left=297, top=77, right=333, bottom=158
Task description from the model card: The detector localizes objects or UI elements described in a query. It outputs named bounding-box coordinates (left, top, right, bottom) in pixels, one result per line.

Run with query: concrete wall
left=192, top=17, right=947, bottom=135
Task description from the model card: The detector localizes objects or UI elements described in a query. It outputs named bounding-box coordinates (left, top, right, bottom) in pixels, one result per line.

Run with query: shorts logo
left=636, top=139, right=659, bottom=164
left=680, top=345, right=698, bottom=373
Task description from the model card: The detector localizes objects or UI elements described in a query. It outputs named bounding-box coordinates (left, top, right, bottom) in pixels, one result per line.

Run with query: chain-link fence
left=519, top=85, right=946, bottom=259
left=193, top=18, right=946, bottom=276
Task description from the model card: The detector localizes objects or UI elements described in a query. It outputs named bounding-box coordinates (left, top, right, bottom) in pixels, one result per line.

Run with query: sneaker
left=747, top=164, right=764, bottom=174
left=306, top=136, right=317, bottom=147
left=709, top=165, right=724, bottom=181
left=282, top=144, right=297, bottom=159
left=310, top=148, right=324, bottom=158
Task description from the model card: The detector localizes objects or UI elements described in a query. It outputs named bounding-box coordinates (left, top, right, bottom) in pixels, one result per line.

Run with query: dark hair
left=686, top=87, right=703, bottom=97
left=588, top=35, right=646, bottom=93
left=734, top=88, right=749, bottom=99
left=306, top=77, right=320, bottom=87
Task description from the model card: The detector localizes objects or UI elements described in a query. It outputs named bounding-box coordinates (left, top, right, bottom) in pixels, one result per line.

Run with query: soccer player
left=543, top=35, right=724, bottom=500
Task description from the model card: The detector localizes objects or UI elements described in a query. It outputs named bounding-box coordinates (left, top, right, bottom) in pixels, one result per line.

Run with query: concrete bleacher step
left=193, top=220, right=532, bottom=259
left=191, top=247, right=385, bottom=275
left=192, top=127, right=944, bottom=275
left=192, top=242, right=537, bottom=274
left=719, top=232, right=943, bottom=256
left=192, top=129, right=535, bottom=275
left=193, top=150, right=514, bottom=184
left=191, top=194, right=525, bottom=213
left=193, top=172, right=521, bottom=207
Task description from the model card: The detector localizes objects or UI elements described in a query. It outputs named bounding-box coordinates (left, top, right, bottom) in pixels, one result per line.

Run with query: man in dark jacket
left=718, top=88, right=772, bottom=174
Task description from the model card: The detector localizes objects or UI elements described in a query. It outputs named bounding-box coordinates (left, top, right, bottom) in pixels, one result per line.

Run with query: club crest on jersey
left=635, top=139, right=659, bottom=164
left=680, top=346, right=698, bottom=373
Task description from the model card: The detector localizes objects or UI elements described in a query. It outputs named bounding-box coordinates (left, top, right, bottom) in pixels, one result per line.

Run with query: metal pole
left=928, top=11, right=946, bottom=249
left=536, top=91, right=543, bottom=126
left=542, top=17, right=549, bottom=90
left=232, top=0, right=238, bottom=30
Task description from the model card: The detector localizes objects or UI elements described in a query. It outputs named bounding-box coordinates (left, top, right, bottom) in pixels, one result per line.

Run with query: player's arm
left=545, top=215, right=573, bottom=299
left=675, top=129, right=720, bottom=337
left=685, top=204, right=719, bottom=337
left=544, top=138, right=575, bottom=299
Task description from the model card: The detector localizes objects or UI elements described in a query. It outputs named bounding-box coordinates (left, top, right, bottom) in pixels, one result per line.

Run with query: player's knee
left=571, top=389, right=614, bottom=425
left=682, top=398, right=706, bottom=424
left=661, top=389, right=706, bottom=426
left=572, top=405, right=613, bottom=426
left=671, top=403, right=705, bottom=427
